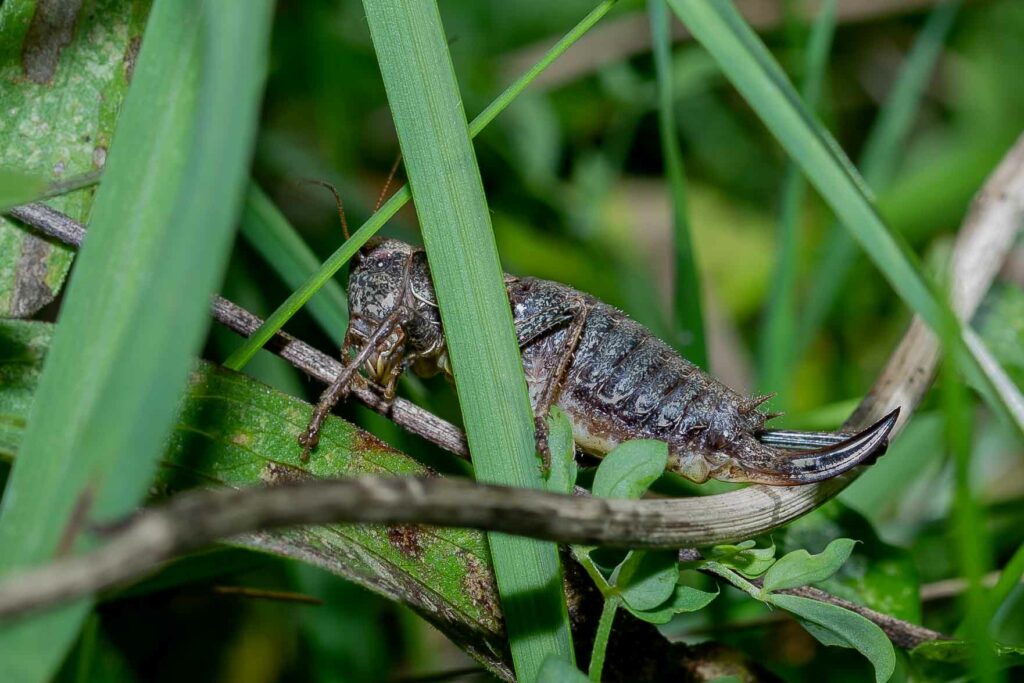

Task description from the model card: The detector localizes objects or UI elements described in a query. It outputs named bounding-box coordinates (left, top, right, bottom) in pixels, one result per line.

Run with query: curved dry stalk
left=1, top=133, right=1022, bottom=622
left=501, top=0, right=944, bottom=91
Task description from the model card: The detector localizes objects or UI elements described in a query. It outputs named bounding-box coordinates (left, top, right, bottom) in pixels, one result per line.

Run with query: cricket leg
left=514, top=295, right=589, bottom=465
left=298, top=306, right=412, bottom=461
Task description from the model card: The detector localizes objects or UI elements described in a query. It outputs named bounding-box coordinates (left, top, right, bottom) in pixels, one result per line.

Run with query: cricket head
left=346, top=238, right=446, bottom=383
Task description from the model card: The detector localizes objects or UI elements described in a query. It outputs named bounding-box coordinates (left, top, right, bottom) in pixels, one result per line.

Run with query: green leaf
left=706, top=540, right=777, bottom=578
left=0, top=1, right=274, bottom=679
left=767, top=593, right=895, bottom=683
left=537, top=655, right=590, bottom=683
left=592, top=440, right=668, bottom=499
left=0, top=320, right=510, bottom=675
left=544, top=406, right=577, bottom=495
left=361, top=2, right=575, bottom=678
left=0, top=1, right=148, bottom=317
left=666, top=0, right=1024, bottom=436
left=615, top=550, right=680, bottom=612
left=624, top=584, right=719, bottom=625
left=762, top=538, right=856, bottom=593
left=779, top=500, right=922, bottom=622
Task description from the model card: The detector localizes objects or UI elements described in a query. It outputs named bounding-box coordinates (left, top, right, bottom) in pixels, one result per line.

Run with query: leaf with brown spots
left=0, top=320, right=510, bottom=679
left=0, top=0, right=150, bottom=317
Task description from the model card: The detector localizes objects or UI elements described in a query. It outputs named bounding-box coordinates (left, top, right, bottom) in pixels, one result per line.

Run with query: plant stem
left=589, top=597, right=620, bottom=682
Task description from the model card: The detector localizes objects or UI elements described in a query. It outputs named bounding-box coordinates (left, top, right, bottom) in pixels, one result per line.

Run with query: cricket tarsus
left=303, top=237, right=898, bottom=484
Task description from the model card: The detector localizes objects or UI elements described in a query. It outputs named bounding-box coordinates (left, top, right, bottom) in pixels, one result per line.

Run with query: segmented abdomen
left=512, top=278, right=764, bottom=468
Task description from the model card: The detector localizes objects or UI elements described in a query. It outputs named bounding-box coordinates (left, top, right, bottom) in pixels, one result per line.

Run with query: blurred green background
left=7, top=0, right=1023, bottom=680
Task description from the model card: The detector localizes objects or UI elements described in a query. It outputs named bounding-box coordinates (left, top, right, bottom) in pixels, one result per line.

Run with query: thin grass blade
left=362, top=2, right=574, bottom=679
left=757, top=0, right=836, bottom=402
left=223, top=0, right=619, bottom=371
left=648, top=0, right=706, bottom=369
left=942, top=290, right=999, bottom=682
left=800, top=0, right=961, bottom=348
left=0, top=1, right=273, bottom=679
left=240, top=184, right=349, bottom=344
left=0, top=169, right=48, bottom=213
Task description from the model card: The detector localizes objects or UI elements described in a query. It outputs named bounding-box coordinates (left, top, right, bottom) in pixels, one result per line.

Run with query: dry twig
left=501, top=0, right=956, bottom=90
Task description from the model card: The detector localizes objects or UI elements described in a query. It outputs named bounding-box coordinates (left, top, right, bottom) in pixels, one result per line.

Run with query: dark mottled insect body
left=301, top=237, right=897, bottom=485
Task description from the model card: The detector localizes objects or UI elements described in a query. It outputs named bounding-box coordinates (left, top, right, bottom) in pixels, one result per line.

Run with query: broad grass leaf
left=536, top=655, right=589, bottom=683
left=592, top=439, right=668, bottom=499
left=363, top=3, right=579, bottom=676
left=0, top=1, right=276, bottom=673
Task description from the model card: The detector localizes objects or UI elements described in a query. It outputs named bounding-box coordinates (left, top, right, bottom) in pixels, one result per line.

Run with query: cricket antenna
left=375, top=153, right=403, bottom=212
left=304, top=179, right=350, bottom=240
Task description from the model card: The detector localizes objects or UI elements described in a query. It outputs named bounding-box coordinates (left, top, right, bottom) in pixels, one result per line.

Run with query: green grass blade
left=0, top=1, right=273, bottom=680
left=240, top=184, right=349, bottom=344
left=800, top=0, right=961, bottom=348
left=223, top=0, right=619, bottom=371
left=648, top=0, right=706, bottom=369
left=362, top=2, right=574, bottom=680
left=757, top=0, right=836, bottom=402
left=666, top=0, right=1024, bottom=435
left=0, top=169, right=48, bottom=212
left=987, top=543, right=1024, bottom=619
left=942, top=297, right=999, bottom=682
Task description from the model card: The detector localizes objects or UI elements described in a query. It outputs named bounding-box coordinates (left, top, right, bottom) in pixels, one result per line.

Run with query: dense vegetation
left=0, top=0, right=1022, bottom=681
